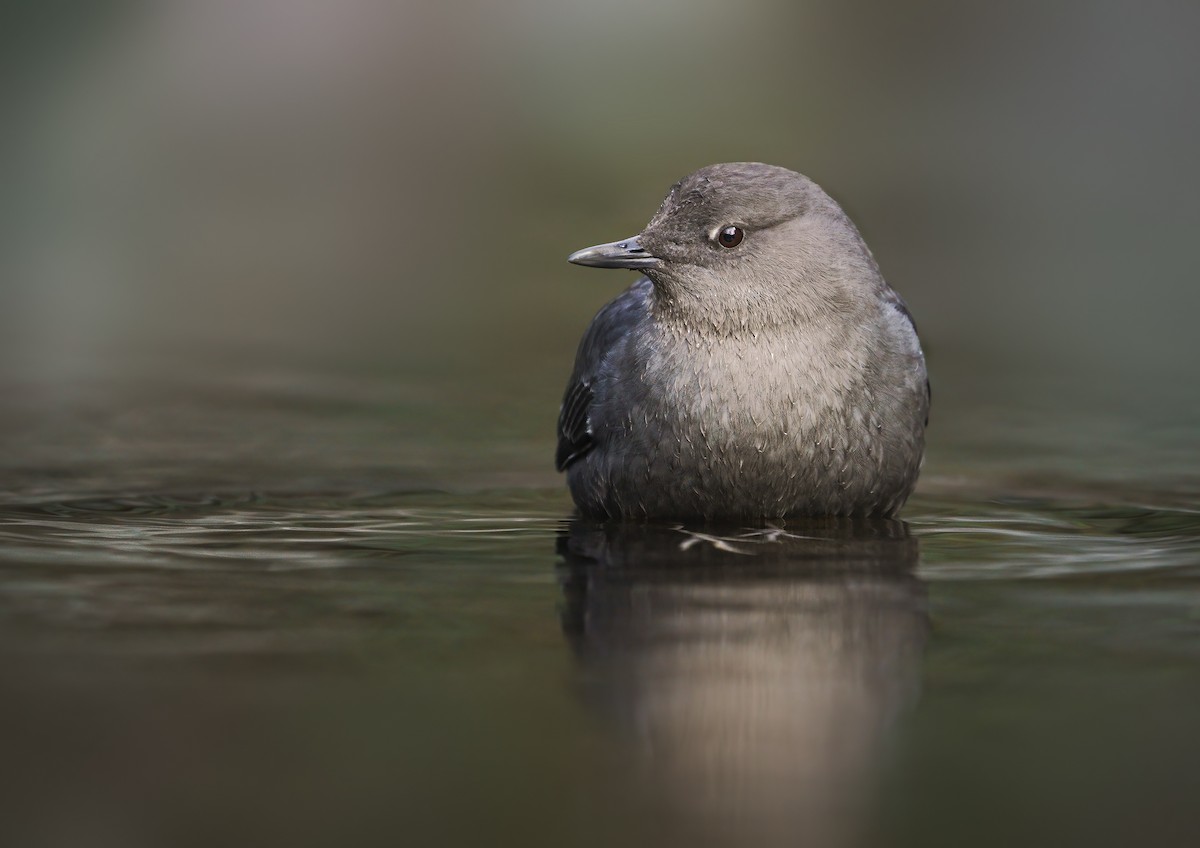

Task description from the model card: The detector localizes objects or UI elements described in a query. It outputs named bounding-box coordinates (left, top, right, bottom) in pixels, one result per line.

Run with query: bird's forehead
left=646, top=164, right=810, bottom=232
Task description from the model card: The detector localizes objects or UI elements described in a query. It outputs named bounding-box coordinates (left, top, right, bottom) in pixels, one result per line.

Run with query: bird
left=556, top=163, right=929, bottom=522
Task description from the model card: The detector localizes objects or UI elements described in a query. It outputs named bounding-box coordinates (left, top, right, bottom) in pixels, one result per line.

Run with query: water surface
left=1, top=372, right=1199, bottom=848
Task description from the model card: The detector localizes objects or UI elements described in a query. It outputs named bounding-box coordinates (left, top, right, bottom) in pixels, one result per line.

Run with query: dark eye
left=717, top=226, right=744, bottom=248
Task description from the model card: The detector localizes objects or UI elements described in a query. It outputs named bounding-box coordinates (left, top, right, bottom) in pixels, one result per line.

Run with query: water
left=1, top=371, right=1199, bottom=848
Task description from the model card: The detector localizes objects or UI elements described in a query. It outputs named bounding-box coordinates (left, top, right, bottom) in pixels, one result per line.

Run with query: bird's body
left=557, top=163, right=928, bottom=522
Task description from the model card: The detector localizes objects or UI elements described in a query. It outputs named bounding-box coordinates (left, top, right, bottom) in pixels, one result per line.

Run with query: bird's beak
left=567, top=235, right=659, bottom=270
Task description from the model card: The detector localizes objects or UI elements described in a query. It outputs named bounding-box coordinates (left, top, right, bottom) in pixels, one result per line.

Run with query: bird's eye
left=717, top=226, right=744, bottom=248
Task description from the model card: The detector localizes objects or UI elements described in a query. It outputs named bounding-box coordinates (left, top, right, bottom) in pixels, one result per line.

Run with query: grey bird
left=556, top=163, right=929, bottom=522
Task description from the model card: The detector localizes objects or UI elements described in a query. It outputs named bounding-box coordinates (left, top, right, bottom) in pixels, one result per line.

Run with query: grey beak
left=567, top=235, right=659, bottom=270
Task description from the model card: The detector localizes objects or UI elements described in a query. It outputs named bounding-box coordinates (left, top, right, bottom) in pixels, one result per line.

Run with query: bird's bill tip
left=567, top=236, right=659, bottom=270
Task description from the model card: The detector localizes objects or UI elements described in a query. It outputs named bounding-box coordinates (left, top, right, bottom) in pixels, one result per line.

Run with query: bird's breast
left=590, top=318, right=925, bottom=517
left=642, top=325, right=872, bottom=448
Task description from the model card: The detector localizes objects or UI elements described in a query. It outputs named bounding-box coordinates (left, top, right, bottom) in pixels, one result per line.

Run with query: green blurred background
left=3, top=0, right=1198, bottom=499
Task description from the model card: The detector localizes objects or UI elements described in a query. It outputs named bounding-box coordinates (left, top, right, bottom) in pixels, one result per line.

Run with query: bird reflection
left=557, top=519, right=928, bottom=848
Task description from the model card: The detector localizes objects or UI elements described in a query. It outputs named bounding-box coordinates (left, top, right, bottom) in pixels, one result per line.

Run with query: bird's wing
left=555, top=277, right=653, bottom=472
left=881, top=284, right=932, bottom=426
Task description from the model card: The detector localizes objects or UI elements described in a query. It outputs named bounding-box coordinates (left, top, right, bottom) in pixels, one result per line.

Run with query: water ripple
left=0, top=492, right=568, bottom=571
left=909, top=498, right=1200, bottom=580
left=0, top=491, right=1197, bottom=581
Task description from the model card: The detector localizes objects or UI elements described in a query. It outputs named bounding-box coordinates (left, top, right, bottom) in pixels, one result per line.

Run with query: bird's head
left=568, top=163, right=882, bottom=328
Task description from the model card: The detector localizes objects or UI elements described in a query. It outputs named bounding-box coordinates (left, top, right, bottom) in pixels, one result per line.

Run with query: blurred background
left=2, top=0, right=1198, bottom=498
left=3, top=3, right=1200, bottom=848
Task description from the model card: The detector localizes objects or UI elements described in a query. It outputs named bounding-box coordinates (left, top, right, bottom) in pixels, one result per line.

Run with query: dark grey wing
left=555, top=277, right=653, bottom=472
left=882, top=284, right=931, bottom=426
